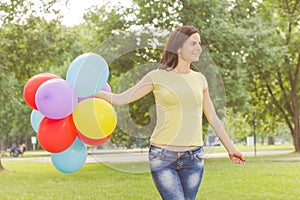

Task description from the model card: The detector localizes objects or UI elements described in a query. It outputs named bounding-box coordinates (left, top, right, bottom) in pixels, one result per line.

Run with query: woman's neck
left=174, top=58, right=191, bottom=73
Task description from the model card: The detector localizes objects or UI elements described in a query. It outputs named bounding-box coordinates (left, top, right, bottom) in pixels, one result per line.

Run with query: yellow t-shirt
left=148, top=69, right=208, bottom=146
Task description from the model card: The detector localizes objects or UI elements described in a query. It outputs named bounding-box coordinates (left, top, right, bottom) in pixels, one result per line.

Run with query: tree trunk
left=0, top=158, right=5, bottom=171
left=293, top=120, right=300, bottom=152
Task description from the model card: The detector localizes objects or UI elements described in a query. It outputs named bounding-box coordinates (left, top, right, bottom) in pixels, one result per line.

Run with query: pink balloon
left=35, top=79, right=77, bottom=119
left=77, top=83, right=110, bottom=103
left=78, top=95, right=94, bottom=103
left=101, top=83, right=112, bottom=93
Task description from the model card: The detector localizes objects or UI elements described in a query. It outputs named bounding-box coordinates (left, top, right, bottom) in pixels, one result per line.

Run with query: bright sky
left=59, top=0, right=132, bottom=26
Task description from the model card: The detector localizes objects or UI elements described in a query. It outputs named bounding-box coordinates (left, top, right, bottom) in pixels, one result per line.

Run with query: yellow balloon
left=73, top=98, right=117, bottom=139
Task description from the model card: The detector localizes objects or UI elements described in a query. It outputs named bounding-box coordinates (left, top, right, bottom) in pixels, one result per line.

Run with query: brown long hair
left=159, top=25, right=200, bottom=70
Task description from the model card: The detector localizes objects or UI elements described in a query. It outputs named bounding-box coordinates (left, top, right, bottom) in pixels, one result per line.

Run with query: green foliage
left=179, top=0, right=252, bottom=112
left=111, top=63, right=157, bottom=147
left=0, top=0, right=298, bottom=150
left=131, top=0, right=182, bottom=29
left=242, top=0, right=300, bottom=149
left=0, top=0, right=82, bottom=148
left=224, top=108, right=252, bottom=142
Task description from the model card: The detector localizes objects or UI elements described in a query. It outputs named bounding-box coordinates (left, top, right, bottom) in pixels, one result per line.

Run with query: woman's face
left=178, top=33, right=202, bottom=63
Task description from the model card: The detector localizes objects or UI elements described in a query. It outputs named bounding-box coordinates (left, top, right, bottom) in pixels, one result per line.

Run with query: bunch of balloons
left=23, top=53, right=117, bottom=174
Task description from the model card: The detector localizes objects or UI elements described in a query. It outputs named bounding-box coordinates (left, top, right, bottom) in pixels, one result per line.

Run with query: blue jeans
left=149, top=145, right=205, bottom=200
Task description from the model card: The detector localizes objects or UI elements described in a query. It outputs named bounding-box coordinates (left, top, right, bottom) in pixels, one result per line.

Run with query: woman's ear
left=177, top=48, right=181, bottom=55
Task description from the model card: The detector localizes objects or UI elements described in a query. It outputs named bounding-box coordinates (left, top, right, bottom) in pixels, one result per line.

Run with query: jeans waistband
left=149, top=145, right=203, bottom=157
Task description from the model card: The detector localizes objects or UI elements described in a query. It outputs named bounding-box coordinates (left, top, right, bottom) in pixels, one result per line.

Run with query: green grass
left=1, top=152, right=300, bottom=200
left=0, top=161, right=157, bottom=200
left=199, top=154, right=300, bottom=200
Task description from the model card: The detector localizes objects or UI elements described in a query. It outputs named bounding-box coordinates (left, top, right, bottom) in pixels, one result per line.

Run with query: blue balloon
left=51, top=137, right=87, bottom=174
left=30, top=109, right=44, bottom=133
left=66, top=53, right=109, bottom=97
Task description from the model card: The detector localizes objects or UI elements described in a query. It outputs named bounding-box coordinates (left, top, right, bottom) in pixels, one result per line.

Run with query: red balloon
left=77, top=131, right=110, bottom=146
left=38, top=115, right=77, bottom=153
left=23, top=73, right=60, bottom=109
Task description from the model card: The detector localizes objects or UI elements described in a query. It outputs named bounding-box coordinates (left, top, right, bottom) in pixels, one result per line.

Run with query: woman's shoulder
left=147, top=68, right=174, bottom=84
left=190, top=70, right=208, bottom=90
left=147, top=68, right=169, bottom=77
left=190, top=70, right=206, bottom=78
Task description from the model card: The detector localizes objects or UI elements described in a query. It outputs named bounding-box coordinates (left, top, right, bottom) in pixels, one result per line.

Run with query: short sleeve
left=146, top=69, right=161, bottom=86
left=200, top=73, right=208, bottom=91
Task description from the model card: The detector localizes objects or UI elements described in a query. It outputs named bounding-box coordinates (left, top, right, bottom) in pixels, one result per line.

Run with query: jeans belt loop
left=189, top=151, right=194, bottom=161
left=159, top=149, right=165, bottom=158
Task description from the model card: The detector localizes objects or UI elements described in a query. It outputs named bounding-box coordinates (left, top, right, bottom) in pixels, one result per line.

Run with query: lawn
left=0, top=152, right=299, bottom=200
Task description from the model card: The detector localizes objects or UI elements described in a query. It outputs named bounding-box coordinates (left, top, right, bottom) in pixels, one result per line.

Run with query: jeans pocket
left=149, top=149, right=161, bottom=161
left=194, top=151, right=204, bottom=162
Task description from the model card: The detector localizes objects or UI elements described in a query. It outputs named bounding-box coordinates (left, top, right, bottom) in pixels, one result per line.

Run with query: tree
left=0, top=19, right=77, bottom=147
left=75, top=0, right=299, bottom=149
left=0, top=0, right=79, bottom=149
left=0, top=159, right=5, bottom=171
left=82, top=0, right=254, bottom=145
left=0, top=50, right=12, bottom=172
left=82, top=3, right=166, bottom=146
left=224, top=108, right=252, bottom=143
left=244, top=0, right=300, bottom=151
left=266, top=0, right=300, bottom=151
left=178, top=0, right=252, bottom=112
left=178, top=0, right=299, bottom=149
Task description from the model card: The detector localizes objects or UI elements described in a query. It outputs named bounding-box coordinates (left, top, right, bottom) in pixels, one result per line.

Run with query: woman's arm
left=203, top=89, right=245, bottom=164
left=95, top=74, right=154, bottom=107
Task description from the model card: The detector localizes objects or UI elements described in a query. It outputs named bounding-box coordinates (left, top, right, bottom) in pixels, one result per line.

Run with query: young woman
left=95, top=25, right=245, bottom=200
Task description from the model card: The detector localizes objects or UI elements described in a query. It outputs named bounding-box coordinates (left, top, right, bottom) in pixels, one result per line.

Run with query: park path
left=1, top=149, right=295, bottom=163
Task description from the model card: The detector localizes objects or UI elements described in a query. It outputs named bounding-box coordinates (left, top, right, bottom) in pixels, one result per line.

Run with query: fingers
left=234, top=158, right=246, bottom=164
left=230, top=153, right=246, bottom=164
